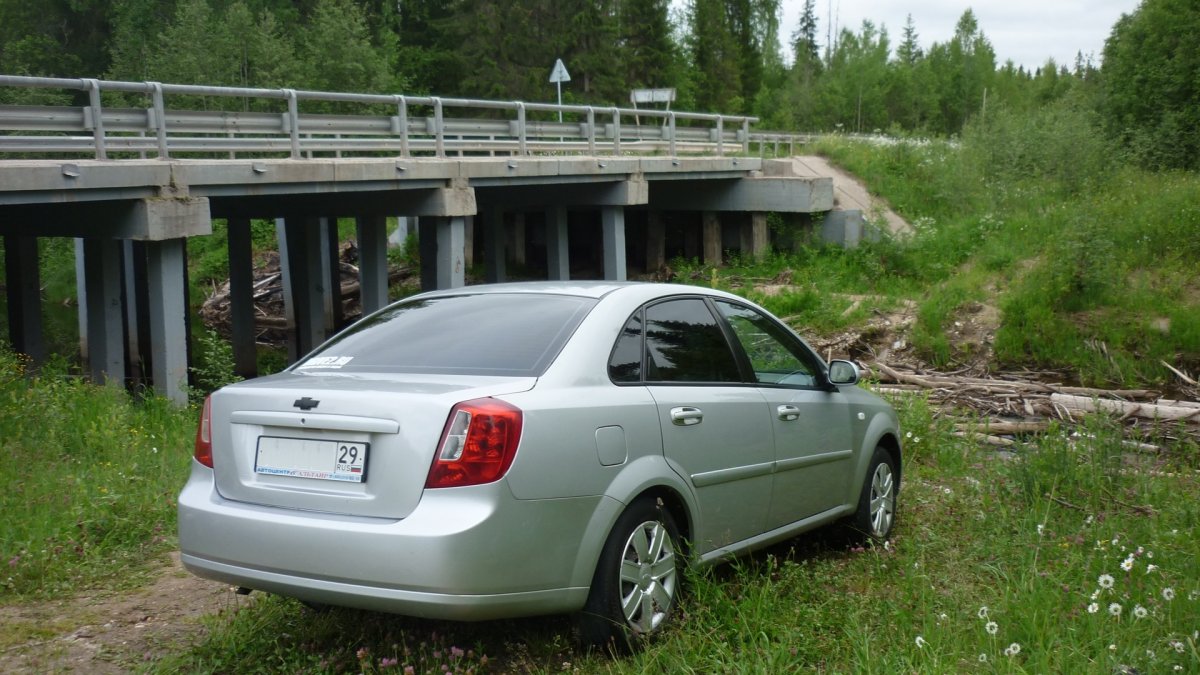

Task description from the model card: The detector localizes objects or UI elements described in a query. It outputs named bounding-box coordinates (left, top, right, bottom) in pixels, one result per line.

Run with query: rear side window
left=643, top=298, right=741, bottom=383
left=296, top=293, right=596, bottom=376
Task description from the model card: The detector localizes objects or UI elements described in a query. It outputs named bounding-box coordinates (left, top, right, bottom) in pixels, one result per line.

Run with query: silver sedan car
left=178, top=281, right=901, bottom=646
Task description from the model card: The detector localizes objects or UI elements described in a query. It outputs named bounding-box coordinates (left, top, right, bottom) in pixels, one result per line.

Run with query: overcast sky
left=776, top=1, right=1142, bottom=71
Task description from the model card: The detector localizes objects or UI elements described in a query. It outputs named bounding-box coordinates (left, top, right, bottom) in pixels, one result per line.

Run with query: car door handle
left=777, top=405, right=801, bottom=421
left=670, top=407, right=704, bottom=426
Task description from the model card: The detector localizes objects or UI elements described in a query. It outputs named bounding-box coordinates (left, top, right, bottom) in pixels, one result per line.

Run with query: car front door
left=613, top=297, right=774, bottom=553
left=713, top=300, right=855, bottom=529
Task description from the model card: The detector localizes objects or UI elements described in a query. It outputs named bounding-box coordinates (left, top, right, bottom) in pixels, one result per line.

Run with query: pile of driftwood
left=867, top=361, right=1200, bottom=448
left=198, top=243, right=416, bottom=345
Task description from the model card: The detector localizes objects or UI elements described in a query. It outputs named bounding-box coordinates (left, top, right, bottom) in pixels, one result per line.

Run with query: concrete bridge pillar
left=741, top=213, right=769, bottom=260
left=356, top=215, right=389, bottom=315
left=601, top=206, right=627, bottom=281
left=508, top=213, right=527, bottom=267
left=121, top=240, right=150, bottom=384
left=3, top=235, right=44, bottom=363
left=80, top=238, right=125, bottom=387
left=145, top=238, right=189, bottom=404
left=483, top=208, right=505, bottom=283
left=226, top=218, right=257, bottom=379
left=645, top=212, right=665, bottom=273
left=545, top=206, right=569, bottom=280
left=434, top=216, right=466, bottom=289
left=702, top=211, right=722, bottom=265
left=277, top=217, right=328, bottom=362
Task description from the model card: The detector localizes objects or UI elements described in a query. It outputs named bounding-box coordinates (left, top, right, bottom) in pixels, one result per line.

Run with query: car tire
left=576, top=497, right=682, bottom=650
left=845, top=446, right=898, bottom=543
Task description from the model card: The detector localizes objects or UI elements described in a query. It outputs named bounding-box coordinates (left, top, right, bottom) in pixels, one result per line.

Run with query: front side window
left=715, top=300, right=820, bottom=387
left=644, top=298, right=741, bottom=383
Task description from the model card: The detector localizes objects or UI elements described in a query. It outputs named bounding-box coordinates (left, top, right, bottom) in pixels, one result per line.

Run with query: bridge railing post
left=282, top=88, right=300, bottom=159
left=83, top=79, right=107, bottom=160
left=668, top=111, right=676, bottom=157
left=517, top=102, right=527, bottom=156
left=433, top=97, right=445, bottom=158
left=742, top=118, right=751, bottom=155
left=586, top=107, right=595, bottom=156
left=148, top=81, right=168, bottom=159
left=716, top=115, right=724, bottom=157
left=611, top=107, right=621, bottom=156
left=395, top=95, right=409, bottom=158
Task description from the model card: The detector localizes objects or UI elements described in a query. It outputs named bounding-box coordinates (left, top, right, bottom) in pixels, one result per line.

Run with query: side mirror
left=827, top=360, right=860, bottom=386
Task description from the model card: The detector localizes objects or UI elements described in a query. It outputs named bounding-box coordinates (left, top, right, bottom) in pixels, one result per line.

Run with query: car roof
left=410, top=280, right=738, bottom=301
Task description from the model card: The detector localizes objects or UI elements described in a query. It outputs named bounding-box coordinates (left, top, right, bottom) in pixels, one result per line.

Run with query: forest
left=1, top=0, right=1197, bottom=169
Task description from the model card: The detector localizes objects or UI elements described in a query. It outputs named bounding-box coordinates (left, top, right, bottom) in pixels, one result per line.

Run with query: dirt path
left=788, top=155, right=913, bottom=237
left=0, top=553, right=245, bottom=673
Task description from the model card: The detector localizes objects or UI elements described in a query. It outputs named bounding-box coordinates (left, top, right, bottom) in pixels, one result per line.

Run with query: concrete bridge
left=0, top=76, right=855, bottom=404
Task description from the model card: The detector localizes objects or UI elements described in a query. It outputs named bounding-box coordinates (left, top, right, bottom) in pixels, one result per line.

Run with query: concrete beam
left=227, top=218, right=257, bottom=379
left=545, top=206, right=569, bottom=280
left=601, top=207, right=627, bottom=281
left=80, top=238, right=124, bottom=386
left=474, top=178, right=648, bottom=210
left=145, top=239, right=189, bottom=405
left=207, top=185, right=475, bottom=220
left=0, top=197, right=212, bottom=240
left=650, top=176, right=834, bottom=213
left=3, top=235, right=44, bottom=362
left=356, top=215, right=389, bottom=315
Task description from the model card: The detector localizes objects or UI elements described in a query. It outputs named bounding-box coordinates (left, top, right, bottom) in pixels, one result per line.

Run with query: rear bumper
left=177, top=463, right=609, bottom=620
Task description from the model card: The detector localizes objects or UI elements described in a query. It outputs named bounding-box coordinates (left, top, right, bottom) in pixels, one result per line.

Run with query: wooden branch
left=1050, top=394, right=1200, bottom=423
left=1161, top=360, right=1198, bottom=386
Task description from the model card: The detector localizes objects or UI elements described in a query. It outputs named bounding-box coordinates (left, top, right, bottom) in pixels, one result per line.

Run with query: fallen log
left=952, top=431, right=1016, bottom=447
left=1050, top=394, right=1200, bottom=423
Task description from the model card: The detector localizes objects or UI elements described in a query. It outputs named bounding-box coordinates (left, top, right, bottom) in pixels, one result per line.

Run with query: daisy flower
left=915, top=636, right=926, bottom=648
left=1108, top=603, right=1122, bottom=616
left=1098, top=574, right=1115, bottom=589
left=986, top=621, right=998, bottom=635
left=1087, top=603, right=1099, bottom=614
left=1162, top=587, right=1175, bottom=601
left=1133, top=605, right=1147, bottom=619
left=1004, top=643, right=1021, bottom=657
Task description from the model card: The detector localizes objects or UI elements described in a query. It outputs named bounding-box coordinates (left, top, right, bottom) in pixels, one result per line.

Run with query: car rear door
left=713, top=300, right=855, bottom=529
left=626, top=297, right=775, bottom=552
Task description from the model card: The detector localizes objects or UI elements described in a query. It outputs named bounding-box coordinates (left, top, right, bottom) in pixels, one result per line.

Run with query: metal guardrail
left=0, top=75, right=809, bottom=161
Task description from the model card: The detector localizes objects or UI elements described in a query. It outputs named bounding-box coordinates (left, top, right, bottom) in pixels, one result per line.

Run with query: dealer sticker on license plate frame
left=254, top=436, right=369, bottom=483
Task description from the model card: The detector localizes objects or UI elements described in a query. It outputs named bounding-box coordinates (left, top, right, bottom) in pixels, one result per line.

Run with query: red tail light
left=194, top=395, right=214, bottom=468
left=426, top=398, right=523, bottom=488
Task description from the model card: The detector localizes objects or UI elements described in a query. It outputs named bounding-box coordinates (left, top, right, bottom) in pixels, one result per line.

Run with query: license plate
left=255, top=436, right=369, bottom=483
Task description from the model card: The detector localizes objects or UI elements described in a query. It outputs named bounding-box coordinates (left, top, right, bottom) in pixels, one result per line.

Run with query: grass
left=0, top=349, right=196, bottom=600
left=144, top=393, right=1200, bottom=673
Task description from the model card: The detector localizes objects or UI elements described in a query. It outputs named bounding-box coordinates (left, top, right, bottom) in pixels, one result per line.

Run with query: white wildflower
left=1121, top=558, right=1134, bottom=572
left=1133, top=605, right=1147, bottom=619
left=915, top=635, right=926, bottom=648
left=1004, top=643, right=1021, bottom=657
left=978, top=653, right=987, bottom=663
left=1108, top=603, right=1122, bottom=616
left=986, top=621, right=998, bottom=635
left=1146, top=564, right=1159, bottom=574
left=1037, top=524, right=1045, bottom=536
left=1098, top=574, right=1115, bottom=589
left=978, top=606, right=989, bottom=619
left=1087, top=603, right=1099, bottom=614
left=1162, top=587, right=1175, bottom=601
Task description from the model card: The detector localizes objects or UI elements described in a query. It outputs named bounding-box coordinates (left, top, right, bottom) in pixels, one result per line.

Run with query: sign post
left=549, top=58, right=571, bottom=123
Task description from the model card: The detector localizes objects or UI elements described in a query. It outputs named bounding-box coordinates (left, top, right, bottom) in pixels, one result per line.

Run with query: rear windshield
left=293, top=293, right=596, bottom=377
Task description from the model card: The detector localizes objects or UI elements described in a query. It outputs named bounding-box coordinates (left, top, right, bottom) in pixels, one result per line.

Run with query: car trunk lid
left=208, top=371, right=535, bottom=519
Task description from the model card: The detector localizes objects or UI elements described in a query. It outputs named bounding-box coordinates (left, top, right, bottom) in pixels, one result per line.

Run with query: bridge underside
left=0, top=156, right=839, bottom=404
